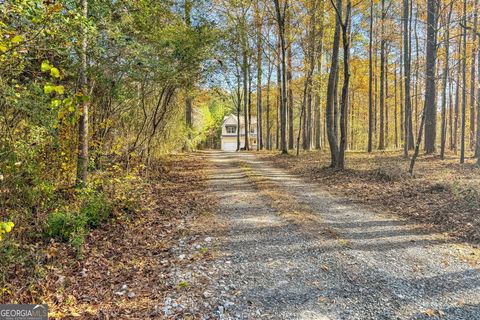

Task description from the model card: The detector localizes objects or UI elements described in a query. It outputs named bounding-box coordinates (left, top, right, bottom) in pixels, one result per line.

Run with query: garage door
left=222, top=141, right=237, bottom=152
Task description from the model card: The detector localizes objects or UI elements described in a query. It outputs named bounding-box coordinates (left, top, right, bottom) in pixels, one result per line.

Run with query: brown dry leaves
left=21, top=154, right=216, bottom=319
left=257, top=150, right=480, bottom=243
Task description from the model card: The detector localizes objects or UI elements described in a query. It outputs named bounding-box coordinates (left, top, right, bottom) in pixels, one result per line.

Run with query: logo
left=0, top=305, right=48, bottom=320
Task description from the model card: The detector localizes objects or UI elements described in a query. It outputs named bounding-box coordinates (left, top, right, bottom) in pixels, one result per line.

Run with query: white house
left=221, top=114, right=257, bottom=151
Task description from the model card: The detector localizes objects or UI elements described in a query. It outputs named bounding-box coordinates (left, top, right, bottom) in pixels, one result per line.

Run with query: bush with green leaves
left=80, top=191, right=111, bottom=228
left=44, top=210, right=86, bottom=244
left=43, top=189, right=112, bottom=249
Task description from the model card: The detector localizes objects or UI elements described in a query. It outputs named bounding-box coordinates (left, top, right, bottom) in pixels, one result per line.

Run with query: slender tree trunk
left=403, top=0, right=413, bottom=157
left=338, top=0, right=352, bottom=169
left=273, top=0, right=288, bottom=154
left=255, top=0, right=263, bottom=150
left=424, top=0, right=438, bottom=154
left=183, top=0, right=194, bottom=153
left=477, top=13, right=480, bottom=159
left=449, top=79, right=454, bottom=150
left=461, top=0, right=467, bottom=163
left=302, top=1, right=317, bottom=151
left=471, top=0, right=478, bottom=151
left=378, top=0, right=386, bottom=150
left=368, top=0, right=374, bottom=152
left=76, top=0, right=89, bottom=186
left=266, top=60, right=272, bottom=150
left=394, top=61, right=398, bottom=149
left=441, top=2, right=453, bottom=159
left=236, top=72, right=242, bottom=151
left=315, top=2, right=325, bottom=150
left=242, top=29, right=250, bottom=150
left=400, top=42, right=404, bottom=144
left=276, top=36, right=281, bottom=150
left=386, top=47, right=390, bottom=148
left=326, top=0, right=341, bottom=167
left=454, top=31, right=462, bottom=153
left=287, top=7, right=294, bottom=150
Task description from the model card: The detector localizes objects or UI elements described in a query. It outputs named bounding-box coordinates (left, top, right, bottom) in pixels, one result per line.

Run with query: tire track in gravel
left=206, top=151, right=480, bottom=320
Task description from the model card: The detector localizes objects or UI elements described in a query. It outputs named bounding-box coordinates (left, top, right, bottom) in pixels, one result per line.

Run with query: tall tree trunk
left=400, top=40, right=404, bottom=144
left=242, top=29, right=250, bottom=150
left=276, top=36, right=281, bottom=150
left=394, top=61, right=398, bottom=149
left=471, top=0, right=478, bottom=151
left=424, top=0, right=438, bottom=154
left=337, top=0, right=352, bottom=169
left=414, top=8, right=420, bottom=136
left=454, top=31, right=462, bottom=152
left=236, top=69, right=242, bottom=151
left=266, top=59, right=272, bottom=150
left=461, top=0, right=467, bottom=163
left=273, top=0, right=288, bottom=154
left=315, top=2, right=325, bottom=150
left=326, top=0, right=341, bottom=167
left=255, top=0, right=263, bottom=150
left=76, top=0, right=89, bottom=186
left=368, top=0, right=374, bottom=152
left=386, top=47, right=390, bottom=148
left=403, top=0, right=413, bottom=157
left=287, top=7, right=294, bottom=150
left=440, top=2, right=453, bottom=160
left=378, top=0, right=386, bottom=150
left=302, top=1, right=317, bottom=151
left=477, top=9, right=480, bottom=159
left=184, top=0, right=193, bottom=149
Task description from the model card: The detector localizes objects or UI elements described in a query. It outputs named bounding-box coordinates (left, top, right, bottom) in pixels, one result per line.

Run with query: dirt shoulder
left=39, top=153, right=221, bottom=319
left=256, top=150, right=480, bottom=243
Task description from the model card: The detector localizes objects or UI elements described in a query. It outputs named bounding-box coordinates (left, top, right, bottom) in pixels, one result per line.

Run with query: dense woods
left=215, top=0, right=480, bottom=170
left=1, top=0, right=480, bottom=316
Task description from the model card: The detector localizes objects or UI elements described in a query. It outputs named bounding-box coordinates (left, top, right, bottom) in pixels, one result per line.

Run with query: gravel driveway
left=206, top=151, right=479, bottom=320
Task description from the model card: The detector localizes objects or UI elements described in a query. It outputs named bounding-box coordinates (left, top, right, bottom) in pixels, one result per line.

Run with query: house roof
left=223, top=114, right=257, bottom=126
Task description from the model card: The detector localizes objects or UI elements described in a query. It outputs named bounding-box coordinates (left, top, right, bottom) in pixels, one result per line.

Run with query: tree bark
left=273, top=0, right=289, bottom=154
left=255, top=0, right=263, bottom=150
left=471, top=0, right=478, bottom=151
left=461, top=0, right=467, bottom=163
left=403, top=0, right=413, bottom=157
left=440, top=2, right=453, bottom=160
left=76, top=0, right=89, bottom=186
left=368, top=0, right=374, bottom=152
left=424, top=0, right=438, bottom=154
left=326, top=0, right=342, bottom=167
left=378, top=0, right=386, bottom=150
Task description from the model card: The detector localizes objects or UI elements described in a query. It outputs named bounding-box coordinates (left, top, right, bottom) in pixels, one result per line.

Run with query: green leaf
left=11, top=35, right=23, bottom=44
left=4, top=222, right=14, bottom=233
left=41, top=61, right=52, bottom=73
left=50, top=99, right=61, bottom=108
left=54, top=85, right=64, bottom=94
left=50, top=67, right=60, bottom=78
left=0, top=43, right=7, bottom=53
left=44, top=84, right=54, bottom=94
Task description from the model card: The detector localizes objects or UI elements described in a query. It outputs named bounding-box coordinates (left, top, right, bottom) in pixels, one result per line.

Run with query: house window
left=226, top=125, right=236, bottom=134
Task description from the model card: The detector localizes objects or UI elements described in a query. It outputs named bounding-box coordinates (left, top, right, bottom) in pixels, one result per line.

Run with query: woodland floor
left=11, top=151, right=480, bottom=319
left=257, top=150, right=480, bottom=243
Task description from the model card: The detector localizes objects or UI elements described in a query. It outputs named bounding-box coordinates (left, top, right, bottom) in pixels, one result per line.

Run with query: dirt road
left=207, top=151, right=479, bottom=320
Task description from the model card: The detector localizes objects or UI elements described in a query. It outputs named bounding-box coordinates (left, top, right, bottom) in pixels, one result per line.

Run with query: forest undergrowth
left=0, top=154, right=216, bottom=318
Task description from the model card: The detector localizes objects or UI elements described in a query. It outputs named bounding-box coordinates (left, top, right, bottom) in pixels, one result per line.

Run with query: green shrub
left=44, top=210, right=86, bottom=243
left=80, top=191, right=111, bottom=228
